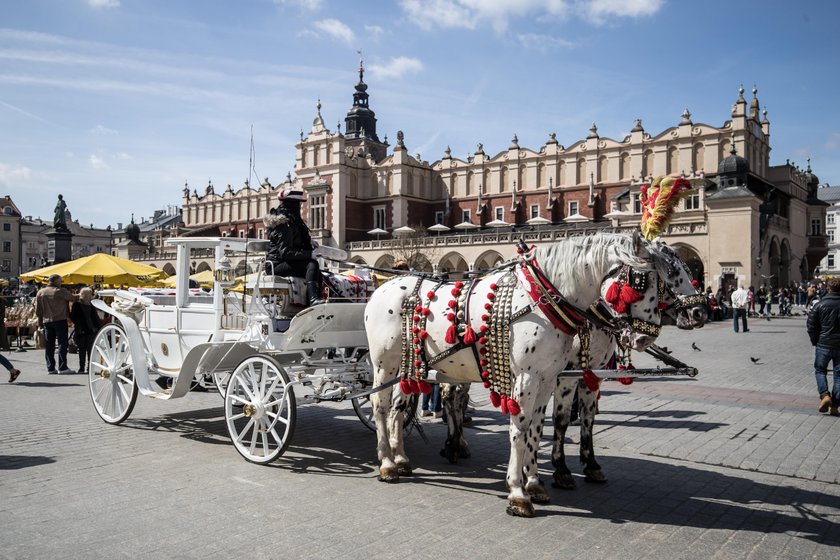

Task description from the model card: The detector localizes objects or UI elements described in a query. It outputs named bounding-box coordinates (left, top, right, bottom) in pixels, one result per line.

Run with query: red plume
left=507, top=398, right=521, bottom=416
left=489, top=391, right=501, bottom=408
left=399, top=379, right=412, bottom=395
left=500, top=395, right=509, bottom=415
left=605, top=281, right=621, bottom=304
left=445, top=324, right=457, bottom=344
left=620, top=284, right=642, bottom=304
left=418, top=380, right=432, bottom=394
left=462, top=326, right=477, bottom=345
left=582, top=369, right=601, bottom=392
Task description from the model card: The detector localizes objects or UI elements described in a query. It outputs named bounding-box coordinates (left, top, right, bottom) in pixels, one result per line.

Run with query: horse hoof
left=527, top=485, right=551, bottom=504
left=552, top=473, right=576, bottom=490
left=377, top=468, right=400, bottom=483
left=440, top=447, right=459, bottom=465
left=583, top=468, right=608, bottom=483
left=506, top=499, right=535, bottom=518
left=397, top=463, right=413, bottom=476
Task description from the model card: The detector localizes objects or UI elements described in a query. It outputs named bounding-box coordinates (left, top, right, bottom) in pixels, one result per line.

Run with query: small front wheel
left=225, top=355, right=296, bottom=464
left=88, top=324, right=138, bottom=424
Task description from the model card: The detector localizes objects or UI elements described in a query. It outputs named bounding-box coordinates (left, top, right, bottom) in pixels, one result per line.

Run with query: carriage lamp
left=215, top=257, right=235, bottom=287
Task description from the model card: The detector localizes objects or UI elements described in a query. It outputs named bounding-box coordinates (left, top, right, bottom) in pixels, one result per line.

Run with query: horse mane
left=535, top=232, right=649, bottom=304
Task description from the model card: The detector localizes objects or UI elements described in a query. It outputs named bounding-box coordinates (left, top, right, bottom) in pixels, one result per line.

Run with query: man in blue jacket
left=806, top=277, right=840, bottom=416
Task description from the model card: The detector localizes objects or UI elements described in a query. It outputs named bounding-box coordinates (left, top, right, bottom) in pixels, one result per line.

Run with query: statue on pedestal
left=53, top=194, right=68, bottom=232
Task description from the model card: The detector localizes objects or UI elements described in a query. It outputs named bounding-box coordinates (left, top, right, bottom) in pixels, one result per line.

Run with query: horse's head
left=599, top=263, right=661, bottom=351
left=648, top=240, right=708, bottom=329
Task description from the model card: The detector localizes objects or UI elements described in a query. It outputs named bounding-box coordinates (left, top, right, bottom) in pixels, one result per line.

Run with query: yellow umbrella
left=19, top=253, right=168, bottom=287
left=161, top=269, right=216, bottom=289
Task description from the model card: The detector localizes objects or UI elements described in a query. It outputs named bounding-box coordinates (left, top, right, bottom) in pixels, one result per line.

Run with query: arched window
left=598, top=156, right=608, bottom=183
left=313, top=145, right=319, bottom=167
left=692, top=143, right=704, bottom=173
left=577, top=158, right=587, bottom=184
left=644, top=150, right=655, bottom=178
left=325, top=143, right=331, bottom=164
left=483, top=169, right=491, bottom=193
left=558, top=161, right=566, bottom=185
left=519, top=164, right=527, bottom=190
left=668, top=146, right=679, bottom=174
left=619, top=152, right=630, bottom=180
left=719, top=139, right=731, bottom=162
left=301, top=147, right=308, bottom=168
left=500, top=167, right=508, bottom=192
left=537, top=162, right=545, bottom=187
left=466, top=171, right=473, bottom=196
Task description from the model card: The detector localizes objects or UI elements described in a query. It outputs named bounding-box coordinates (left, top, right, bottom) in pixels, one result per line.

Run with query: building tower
left=344, top=56, right=388, bottom=162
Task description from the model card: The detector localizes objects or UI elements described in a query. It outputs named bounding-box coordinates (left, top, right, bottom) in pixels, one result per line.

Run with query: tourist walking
left=1, top=351, right=21, bottom=382
left=731, top=284, right=749, bottom=332
left=806, top=277, right=840, bottom=416
left=35, top=274, right=78, bottom=374
left=69, top=287, right=102, bottom=374
left=756, top=285, right=768, bottom=316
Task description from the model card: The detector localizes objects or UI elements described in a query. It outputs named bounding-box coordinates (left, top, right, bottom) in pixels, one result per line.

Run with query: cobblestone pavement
left=1, top=311, right=839, bottom=559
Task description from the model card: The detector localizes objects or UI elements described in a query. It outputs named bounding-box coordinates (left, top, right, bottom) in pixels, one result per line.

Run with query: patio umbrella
left=526, top=216, right=551, bottom=226
left=161, top=269, right=215, bottom=289
left=367, top=227, right=388, bottom=240
left=453, top=221, right=480, bottom=231
left=485, top=219, right=510, bottom=228
left=602, top=210, right=630, bottom=219
left=392, top=226, right=416, bottom=236
left=19, top=253, right=168, bottom=287
left=563, top=212, right=590, bottom=223
left=427, top=223, right=451, bottom=235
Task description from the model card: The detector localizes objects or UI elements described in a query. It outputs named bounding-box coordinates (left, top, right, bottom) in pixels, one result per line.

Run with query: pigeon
left=692, top=342, right=701, bottom=352
left=750, top=357, right=761, bottom=363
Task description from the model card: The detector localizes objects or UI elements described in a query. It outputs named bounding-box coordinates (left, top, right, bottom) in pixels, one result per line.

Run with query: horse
left=365, top=231, right=675, bottom=517
left=551, top=240, right=708, bottom=489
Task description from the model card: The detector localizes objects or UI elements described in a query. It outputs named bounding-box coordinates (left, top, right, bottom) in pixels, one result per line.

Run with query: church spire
left=344, top=54, right=386, bottom=161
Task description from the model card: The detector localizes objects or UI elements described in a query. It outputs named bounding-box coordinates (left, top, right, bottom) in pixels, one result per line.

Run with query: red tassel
left=419, top=329, right=428, bottom=339
left=418, top=380, right=432, bottom=394
left=657, top=302, right=669, bottom=310
left=408, top=379, right=421, bottom=393
left=463, top=326, right=477, bottom=345
left=455, top=281, right=464, bottom=289
left=489, top=283, right=497, bottom=290
left=481, top=314, right=489, bottom=321
left=480, top=370, right=489, bottom=379
left=605, top=281, right=620, bottom=304
left=478, top=336, right=487, bottom=345
left=500, top=396, right=509, bottom=415
left=422, top=308, right=431, bottom=316
left=489, top=391, right=501, bottom=408
left=617, top=377, right=634, bottom=385
left=483, top=381, right=491, bottom=388
left=414, top=305, right=422, bottom=312
left=480, top=325, right=488, bottom=333
left=427, top=291, right=436, bottom=299
left=614, top=299, right=628, bottom=314
left=399, top=379, right=412, bottom=395
left=582, top=369, right=601, bottom=392
left=620, top=284, right=642, bottom=304
left=445, top=324, right=457, bottom=344
left=507, top=398, right=521, bottom=416
left=448, top=300, right=457, bottom=309
left=451, top=288, right=460, bottom=296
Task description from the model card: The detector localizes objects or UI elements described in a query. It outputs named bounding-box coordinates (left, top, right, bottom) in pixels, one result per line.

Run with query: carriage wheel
left=88, top=324, right=138, bottom=425
left=224, top=355, right=296, bottom=464
left=351, top=353, right=419, bottom=433
left=212, top=371, right=232, bottom=398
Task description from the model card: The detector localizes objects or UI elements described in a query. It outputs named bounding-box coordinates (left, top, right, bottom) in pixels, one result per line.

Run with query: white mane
left=535, top=232, right=649, bottom=306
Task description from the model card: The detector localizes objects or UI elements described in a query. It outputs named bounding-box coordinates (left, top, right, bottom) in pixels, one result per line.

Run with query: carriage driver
left=263, top=186, right=324, bottom=306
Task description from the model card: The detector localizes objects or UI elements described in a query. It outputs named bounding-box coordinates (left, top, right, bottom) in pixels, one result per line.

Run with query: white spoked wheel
left=89, top=323, right=138, bottom=425
left=213, top=371, right=232, bottom=398
left=225, top=355, right=296, bottom=464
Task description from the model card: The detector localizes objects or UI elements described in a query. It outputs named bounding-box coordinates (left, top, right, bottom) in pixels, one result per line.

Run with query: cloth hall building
left=180, top=67, right=827, bottom=290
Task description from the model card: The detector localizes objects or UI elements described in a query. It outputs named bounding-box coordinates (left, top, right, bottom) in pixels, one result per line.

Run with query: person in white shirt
left=730, top=284, right=750, bottom=333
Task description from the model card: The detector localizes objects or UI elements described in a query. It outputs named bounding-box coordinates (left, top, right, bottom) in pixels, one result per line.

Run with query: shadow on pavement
left=0, top=455, right=57, bottom=470
left=7, top=381, right=85, bottom=388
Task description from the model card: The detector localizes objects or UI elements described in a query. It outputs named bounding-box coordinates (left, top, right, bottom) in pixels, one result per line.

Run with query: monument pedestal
left=46, top=229, right=74, bottom=265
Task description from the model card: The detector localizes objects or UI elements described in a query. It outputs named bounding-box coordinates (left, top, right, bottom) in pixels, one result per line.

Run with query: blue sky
left=2, top=0, right=839, bottom=227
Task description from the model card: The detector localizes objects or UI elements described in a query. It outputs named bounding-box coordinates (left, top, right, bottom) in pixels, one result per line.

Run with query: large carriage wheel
left=351, top=354, right=419, bottom=432
left=212, top=371, right=232, bottom=398
left=224, top=355, right=296, bottom=464
left=88, top=323, right=138, bottom=425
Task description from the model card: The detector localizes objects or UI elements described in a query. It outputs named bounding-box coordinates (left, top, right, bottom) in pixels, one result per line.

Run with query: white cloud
left=88, top=154, right=108, bottom=169
left=369, top=56, right=424, bottom=79
left=0, top=163, right=32, bottom=186
left=400, top=0, right=662, bottom=32
left=364, top=25, right=386, bottom=39
left=90, top=124, right=117, bottom=135
left=313, top=19, right=355, bottom=44
left=517, top=33, right=574, bottom=52
left=88, top=0, right=120, bottom=8
left=114, top=152, right=132, bottom=161
left=578, top=0, right=664, bottom=25
left=273, top=0, right=324, bottom=10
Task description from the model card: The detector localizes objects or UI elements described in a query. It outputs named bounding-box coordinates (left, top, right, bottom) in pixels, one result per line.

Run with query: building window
left=2, top=223, right=9, bottom=231
left=829, top=254, right=835, bottom=269
left=239, top=230, right=246, bottom=238
left=812, top=219, right=822, bottom=236
left=373, top=206, right=386, bottom=230
left=434, top=211, right=444, bottom=225
left=258, top=228, right=264, bottom=239
left=2, top=241, right=10, bottom=253
left=633, top=194, right=642, bottom=214
left=530, top=204, right=540, bottom=219
left=3, top=207, right=12, bottom=215
left=685, top=193, right=700, bottom=210
left=568, top=201, right=579, bottom=216
left=829, top=230, right=835, bottom=243
left=461, top=209, right=471, bottom=223
left=828, top=213, right=835, bottom=225
left=309, top=195, right=326, bottom=230
left=1, top=259, right=9, bottom=271
left=494, top=206, right=504, bottom=221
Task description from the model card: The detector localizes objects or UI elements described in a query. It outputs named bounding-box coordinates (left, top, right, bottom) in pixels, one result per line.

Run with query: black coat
left=264, top=205, right=312, bottom=264
left=807, top=292, right=840, bottom=348
left=70, top=302, right=102, bottom=336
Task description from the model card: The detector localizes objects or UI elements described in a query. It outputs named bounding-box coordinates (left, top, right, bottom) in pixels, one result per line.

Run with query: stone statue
left=53, top=194, right=68, bottom=231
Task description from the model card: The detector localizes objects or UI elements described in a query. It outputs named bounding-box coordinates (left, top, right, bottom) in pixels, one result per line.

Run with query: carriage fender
left=92, top=298, right=157, bottom=396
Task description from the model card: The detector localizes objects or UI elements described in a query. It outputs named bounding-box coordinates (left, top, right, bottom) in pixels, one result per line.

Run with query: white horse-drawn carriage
left=88, top=237, right=388, bottom=463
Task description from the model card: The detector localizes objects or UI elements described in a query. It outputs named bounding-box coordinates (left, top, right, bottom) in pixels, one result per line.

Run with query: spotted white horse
left=551, top=241, right=708, bottom=488
left=365, top=231, right=676, bottom=517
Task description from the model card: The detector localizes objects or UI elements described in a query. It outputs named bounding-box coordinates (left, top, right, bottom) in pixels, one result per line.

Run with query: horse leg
left=579, top=380, right=607, bottom=483
left=440, top=383, right=471, bottom=464
left=506, top=377, right=549, bottom=517
left=518, top=386, right=552, bottom=504
left=371, top=371, right=400, bottom=483
left=551, top=379, right=577, bottom=489
left=389, top=390, right=413, bottom=476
